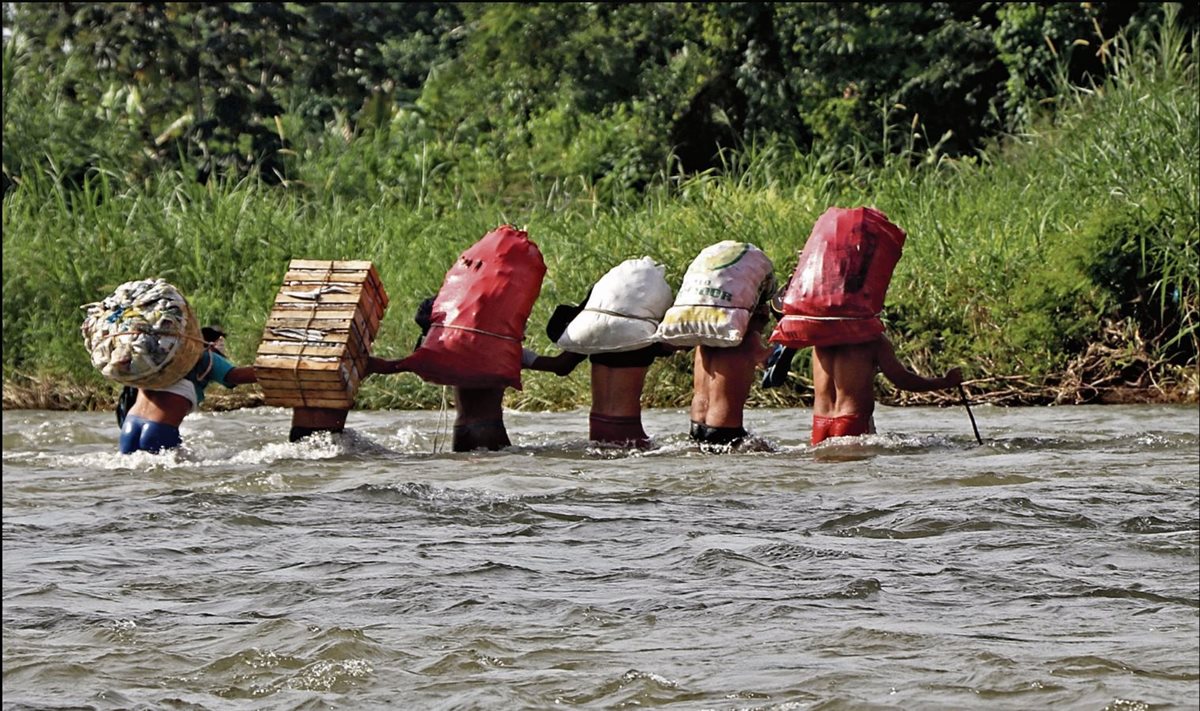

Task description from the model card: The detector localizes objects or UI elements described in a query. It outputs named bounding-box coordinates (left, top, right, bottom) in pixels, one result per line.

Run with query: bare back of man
left=289, top=407, right=350, bottom=443
left=590, top=363, right=648, bottom=418
left=589, top=362, right=651, bottom=447
left=129, top=390, right=193, bottom=427
left=453, top=387, right=511, bottom=452
left=690, top=312, right=772, bottom=445
left=812, top=341, right=880, bottom=419
left=810, top=335, right=962, bottom=444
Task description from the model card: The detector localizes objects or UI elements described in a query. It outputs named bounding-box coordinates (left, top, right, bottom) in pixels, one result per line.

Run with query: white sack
left=556, top=257, right=674, bottom=354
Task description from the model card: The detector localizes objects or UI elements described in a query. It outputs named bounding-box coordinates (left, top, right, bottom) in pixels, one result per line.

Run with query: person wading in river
left=117, top=325, right=257, bottom=454
left=766, top=206, right=964, bottom=444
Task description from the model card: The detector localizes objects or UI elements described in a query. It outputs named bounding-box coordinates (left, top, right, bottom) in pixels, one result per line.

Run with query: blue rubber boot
left=761, top=345, right=797, bottom=388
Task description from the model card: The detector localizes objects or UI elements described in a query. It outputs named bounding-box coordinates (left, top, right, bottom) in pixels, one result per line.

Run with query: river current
left=3, top=404, right=1198, bottom=710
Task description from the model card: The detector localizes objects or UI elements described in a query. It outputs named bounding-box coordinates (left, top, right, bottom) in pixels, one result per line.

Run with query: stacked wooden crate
left=254, top=260, right=388, bottom=409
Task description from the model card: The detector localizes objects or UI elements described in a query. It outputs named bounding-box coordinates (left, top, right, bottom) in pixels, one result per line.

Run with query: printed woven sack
left=655, top=241, right=775, bottom=347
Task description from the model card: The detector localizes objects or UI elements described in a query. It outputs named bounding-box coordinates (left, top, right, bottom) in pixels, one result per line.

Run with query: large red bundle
left=398, top=225, right=545, bottom=389
left=769, top=207, right=906, bottom=348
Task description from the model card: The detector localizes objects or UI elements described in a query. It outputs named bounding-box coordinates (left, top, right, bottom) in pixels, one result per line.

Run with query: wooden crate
left=254, top=260, right=389, bottom=409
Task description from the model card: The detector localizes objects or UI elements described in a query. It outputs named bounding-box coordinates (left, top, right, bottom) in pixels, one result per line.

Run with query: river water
left=3, top=404, right=1197, bottom=710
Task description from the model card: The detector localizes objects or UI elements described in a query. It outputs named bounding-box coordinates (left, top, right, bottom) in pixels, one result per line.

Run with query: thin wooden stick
left=958, top=384, right=983, bottom=445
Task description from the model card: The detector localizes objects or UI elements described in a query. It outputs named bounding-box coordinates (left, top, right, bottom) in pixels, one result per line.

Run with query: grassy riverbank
left=3, top=17, right=1196, bottom=412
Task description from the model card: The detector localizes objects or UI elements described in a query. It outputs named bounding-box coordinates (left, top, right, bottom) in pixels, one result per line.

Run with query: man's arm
left=876, top=335, right=962, bottom=392
left=224, top=366, right=257, bottom=385
left=207, top=351, right=256, bottom=387
left=366, top=356, right=410, bottom=376
left=524, top=349, right=586, bottom=376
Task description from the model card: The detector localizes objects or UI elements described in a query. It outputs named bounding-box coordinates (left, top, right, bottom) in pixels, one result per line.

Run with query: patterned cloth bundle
left=81, top=278, right=203, bottom=389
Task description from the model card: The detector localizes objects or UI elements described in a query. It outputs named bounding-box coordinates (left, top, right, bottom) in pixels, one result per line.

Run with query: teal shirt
left=188, top=351, right=238, bottom=405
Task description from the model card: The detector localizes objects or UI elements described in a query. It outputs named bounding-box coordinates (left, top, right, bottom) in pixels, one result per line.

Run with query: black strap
left=185, top=350, right=212, bottom=386
left=115, top=386, right=138, bottom=428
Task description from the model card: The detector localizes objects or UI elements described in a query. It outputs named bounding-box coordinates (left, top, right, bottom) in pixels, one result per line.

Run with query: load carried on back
left=552, top=257, right=674, bottom=355
left=769, top=206, right=906, bottom=348
left=397, top=225, right=546, bottom=389
left=253, top=260, right=389, bottom=410
left=80, top=278, right=204, bottom=389
left=656, top=241, right=775, bottom=347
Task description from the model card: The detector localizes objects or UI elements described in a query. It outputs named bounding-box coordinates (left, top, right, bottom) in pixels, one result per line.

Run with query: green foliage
left=8, top=2, right=1195, bottom=197
left=4, top=3, right=466, bottom=187
left=1077, top=204, right=1198, bottom=361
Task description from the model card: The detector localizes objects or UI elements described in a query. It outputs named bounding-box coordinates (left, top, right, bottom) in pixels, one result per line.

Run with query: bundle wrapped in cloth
left=552, top=257, right=674, bottom=354
left=769, top=206, right=906, bottom=348
left=397, top=225, right=545, bottom=389
left=81, top=278, right=204, bottom=389
left=655, top=241, right=775, bottom=347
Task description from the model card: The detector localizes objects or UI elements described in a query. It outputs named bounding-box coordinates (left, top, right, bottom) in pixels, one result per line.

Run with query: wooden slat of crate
left=274, top=287, right=366, bottom=306
left=274, top=266, right=387, bottom=326
left=260, top=326, right=372, bottom=367
left=280, top=274, right=374, bottom=288
left=256, top=368, right=357, bottom=408
left=259, top=327, right=352, bottom=347
left=254, top=371, right=347, bottom=387
left=268, top=305, right=379, bottom=341
left=261, top=327, right=353, bottom=346
left=261, top=368, right=360, bottom=399
left=265, top=311, right=360, bottom=326
left=260, top=326, right=372, bottom=360
left=262, top=392, right=355, bottom=409
left=252, top=348, right=360, bottom=377
left=255, top=377, right=351, bottom=401
left=282, top=263, right=389, bottom=322
left=359, top=280, right=386, bottom=318
left=256, top=343, right=347, bottom=358
left=282, top=270, right=370, bottom=282
left=365, top=264, right=389, bottom=310
left=270, top=297, right=383, bottom=335
left=254, top=365, right=347, bottom=382
left=259, top=385, right=358, bottom=406
left=287, top=259, right=374, bottom=272
left=259, top=389, right=348, bottom=407
left=256, top=374, right=349, bottom=391
left=265, top=318, right=360, bottom=333
left=257, top=327, right=356, bottom=355
left=283, top=261, right=376, bottom=285
left=254, top=345, right=362, bottom=381
left=254, top=356, right=347, bottom=382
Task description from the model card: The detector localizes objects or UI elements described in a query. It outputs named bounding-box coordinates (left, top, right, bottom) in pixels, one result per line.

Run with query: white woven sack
left=556, top=257, right=674, bottom=354
left=80, top=278, right=203, bottom=389
left=656, top=241, right=774, bottom=347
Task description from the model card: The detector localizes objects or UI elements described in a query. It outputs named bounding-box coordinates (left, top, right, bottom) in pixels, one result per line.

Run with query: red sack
left=769, top=207, right=906, bottom=348
left=398, top=225, right=545, bottom=389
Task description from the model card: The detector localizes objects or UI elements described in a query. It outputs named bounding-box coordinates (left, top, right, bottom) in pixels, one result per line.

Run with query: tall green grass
left=3, top=11, right=1196, bottom=410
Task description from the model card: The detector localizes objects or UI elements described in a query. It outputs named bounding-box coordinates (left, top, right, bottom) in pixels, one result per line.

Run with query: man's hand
left=526, top=351, right=586, bottom=376
left=366, top=356, right=407, bottom=376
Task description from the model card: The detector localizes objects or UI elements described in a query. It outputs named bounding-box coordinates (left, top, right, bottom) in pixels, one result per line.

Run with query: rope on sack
left=431, top=323, right=521, bottom=341
left=92, top=328, right=207, bottom=380
left=580, top=307, right=661, bottom=324
left=781, top=313, right=881, bottom=322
